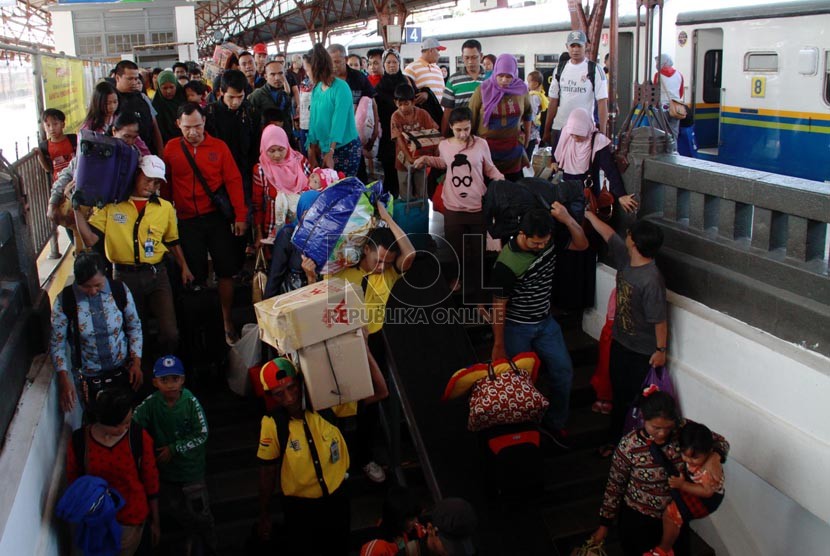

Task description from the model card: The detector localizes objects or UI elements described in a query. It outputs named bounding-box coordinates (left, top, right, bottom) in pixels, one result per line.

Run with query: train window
left=703, top=50, right=722, bottom=104
left=824, top=51, right=830, bottom=106
left=744, top=52, right=778, bottom=72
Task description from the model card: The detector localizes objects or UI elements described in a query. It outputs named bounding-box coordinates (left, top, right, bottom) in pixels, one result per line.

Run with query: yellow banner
left=41, top=57, right=87, bottom=133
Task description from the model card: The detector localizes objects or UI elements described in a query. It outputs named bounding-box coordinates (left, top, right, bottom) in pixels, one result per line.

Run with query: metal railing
left=7, top=151, right=58, bottom=257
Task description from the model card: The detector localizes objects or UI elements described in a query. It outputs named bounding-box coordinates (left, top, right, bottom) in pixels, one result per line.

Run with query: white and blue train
left=345, top=1, right=830, bottom=182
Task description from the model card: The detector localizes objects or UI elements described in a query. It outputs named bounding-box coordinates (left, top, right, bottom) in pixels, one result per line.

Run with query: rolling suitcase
left=177, top=285, right=227, bottom=381
left=393, top=166, right=430, bottom=249
left=74, top=129, right=138, bottom=208
left=480, top=422, right=544, bottom=498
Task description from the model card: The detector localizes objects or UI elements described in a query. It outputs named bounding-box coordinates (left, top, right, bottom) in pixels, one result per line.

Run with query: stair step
left=543, top=447, right=612, bottom=503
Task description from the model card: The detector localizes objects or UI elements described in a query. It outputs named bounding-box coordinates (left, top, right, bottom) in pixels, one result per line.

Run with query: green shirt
left=133, top=388, right=208, bottom=483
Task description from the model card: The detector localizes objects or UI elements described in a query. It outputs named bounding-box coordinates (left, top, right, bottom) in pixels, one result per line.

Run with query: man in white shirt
left=543, top=30, right=608, bottom=150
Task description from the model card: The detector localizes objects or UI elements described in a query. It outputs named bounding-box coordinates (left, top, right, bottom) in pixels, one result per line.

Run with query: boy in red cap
left=252, top=43, right=268, bottom=88
left=256, top=357, right=351, bottom=555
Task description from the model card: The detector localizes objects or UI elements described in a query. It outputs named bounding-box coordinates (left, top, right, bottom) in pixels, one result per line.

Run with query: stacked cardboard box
left=254, top=279, right=374, bottom=410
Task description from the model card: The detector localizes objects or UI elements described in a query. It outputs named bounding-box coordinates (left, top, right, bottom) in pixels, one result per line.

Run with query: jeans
left=504, top=315, right=573, bottom=429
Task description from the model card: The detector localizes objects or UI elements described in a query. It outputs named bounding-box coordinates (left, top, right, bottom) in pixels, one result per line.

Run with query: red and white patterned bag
left=468, top=360, right=550, bottom=432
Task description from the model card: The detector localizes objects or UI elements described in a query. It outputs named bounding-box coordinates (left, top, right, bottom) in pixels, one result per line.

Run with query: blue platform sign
left=404, top=27, right=422, bottom=44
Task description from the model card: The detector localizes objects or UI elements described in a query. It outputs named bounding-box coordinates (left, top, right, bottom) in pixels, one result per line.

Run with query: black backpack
left=554, top=59, right=597, bottom=94
left=71, top=423, right=144, bottom=475
left=61, top=279, right=128, bottom=372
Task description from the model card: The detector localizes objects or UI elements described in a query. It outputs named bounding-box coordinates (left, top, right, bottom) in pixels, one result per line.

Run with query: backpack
left=61, top=279, right=128, bottom=372
left=71, top=423, right=144, bottom=475
left=555, top=59, right=597, bottom=94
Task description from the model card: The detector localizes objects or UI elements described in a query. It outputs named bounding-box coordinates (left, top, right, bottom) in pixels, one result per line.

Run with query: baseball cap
left=153, top=355, right=184, bottom=377
left=432, top=498, right=477, bottom=556
left=566, top=30, right=588, bottom=46
left=252, top=43, right=268, bottom=55
left=260, top=357, right=299, bottom=392
left=139, top=155, right=166, bottom=181
left=421, top=37, right=446, bottom=51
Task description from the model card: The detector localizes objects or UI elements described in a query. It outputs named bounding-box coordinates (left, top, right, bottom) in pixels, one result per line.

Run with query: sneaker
left=363, top=461, right=386, bottom=483
left=541, top=426, right=570, bottom=450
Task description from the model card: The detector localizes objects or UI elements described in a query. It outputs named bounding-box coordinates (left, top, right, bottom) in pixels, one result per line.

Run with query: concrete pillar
left=52, top=11, right=76, bottom=57
left=175, top=6, right=198, bottom=62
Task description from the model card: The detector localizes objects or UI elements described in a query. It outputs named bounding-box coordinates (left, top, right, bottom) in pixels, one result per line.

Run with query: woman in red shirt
left=66, top=388, right=160, bottom=555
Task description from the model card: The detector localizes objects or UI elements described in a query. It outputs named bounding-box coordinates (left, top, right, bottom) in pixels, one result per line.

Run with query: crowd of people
left=43, top=29, right=710, bottom=556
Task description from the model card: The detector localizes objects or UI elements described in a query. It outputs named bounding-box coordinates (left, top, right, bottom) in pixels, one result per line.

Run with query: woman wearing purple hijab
left=467, top=54, right=533, bottom=181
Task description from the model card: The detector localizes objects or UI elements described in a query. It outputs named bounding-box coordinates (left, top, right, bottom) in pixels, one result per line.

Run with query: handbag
left=180, top=139, right=235, bottom=222
left=468, top=359, right=549, bottom=432
left=669, top=99, right=688, bottom=120
left=252, top=248, right=268, bottom=303
left=622, top=365, right=678, bottom=434
left=584, top=179, right=614, bottom=222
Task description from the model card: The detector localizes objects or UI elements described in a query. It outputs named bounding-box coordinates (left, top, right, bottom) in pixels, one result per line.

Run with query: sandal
left=597, top=444, right=615, bottom=459
left=592, top=400, right=613, bottom=415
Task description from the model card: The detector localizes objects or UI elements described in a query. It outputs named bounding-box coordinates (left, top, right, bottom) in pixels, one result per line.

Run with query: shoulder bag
left=468, top=359, right=549, bottom=432
left=179, top=139, right=235, bottom=222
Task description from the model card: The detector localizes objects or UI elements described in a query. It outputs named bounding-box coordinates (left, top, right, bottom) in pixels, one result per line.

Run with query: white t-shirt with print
left=548, top=59, right=608, bottom=130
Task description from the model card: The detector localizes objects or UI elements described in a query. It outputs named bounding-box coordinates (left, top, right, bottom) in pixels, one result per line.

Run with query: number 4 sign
left=404, top=27, right=422, bottom=44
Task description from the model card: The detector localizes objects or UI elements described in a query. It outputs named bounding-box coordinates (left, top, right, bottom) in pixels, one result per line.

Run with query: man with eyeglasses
left=114, top=60, right=163, bottom=155
left=490, top=206, right=588, bottom=449
left=440, top=39, right=487, bottom=134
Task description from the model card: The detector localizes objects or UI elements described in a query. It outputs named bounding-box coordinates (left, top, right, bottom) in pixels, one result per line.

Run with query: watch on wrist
left=656, top=347, right=667, bottom=353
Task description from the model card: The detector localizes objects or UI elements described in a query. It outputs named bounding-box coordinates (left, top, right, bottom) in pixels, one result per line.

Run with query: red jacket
left=162, top=133, right=247, bottom=222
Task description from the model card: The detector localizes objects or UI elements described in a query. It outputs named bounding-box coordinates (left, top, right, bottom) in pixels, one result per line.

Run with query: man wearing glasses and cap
left=542, top=30, right=608, bottom=150
left=404, top=37, right=447, bottom=106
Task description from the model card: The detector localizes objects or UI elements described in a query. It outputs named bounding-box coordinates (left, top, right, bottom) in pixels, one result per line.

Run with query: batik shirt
left=49, top=280, right=143, bottom=376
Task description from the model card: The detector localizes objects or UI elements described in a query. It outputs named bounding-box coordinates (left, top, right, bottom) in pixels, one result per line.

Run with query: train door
left=615, top=32, right=634, bottom=135
left=692, top=28, right=723, bottom=156
left=514, top=54, right=525, bottom=80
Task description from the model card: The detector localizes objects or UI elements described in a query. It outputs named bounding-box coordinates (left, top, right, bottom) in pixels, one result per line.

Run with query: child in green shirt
left=133, top=355, right=217, bottom=553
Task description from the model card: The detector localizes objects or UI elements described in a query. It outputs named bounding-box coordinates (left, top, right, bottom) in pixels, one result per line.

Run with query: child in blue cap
left=132, top=355, right=217, bottom=553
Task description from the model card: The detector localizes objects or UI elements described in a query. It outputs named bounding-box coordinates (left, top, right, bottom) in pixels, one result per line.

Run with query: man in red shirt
left=163, top=103, right=248, bottom=344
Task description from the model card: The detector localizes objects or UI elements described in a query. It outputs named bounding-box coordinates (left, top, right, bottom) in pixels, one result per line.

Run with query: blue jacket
left=56, top=475, right=125, bottom=556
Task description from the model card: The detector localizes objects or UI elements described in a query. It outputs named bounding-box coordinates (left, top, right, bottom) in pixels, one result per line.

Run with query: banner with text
left=41, top=57, right=87, bottom=134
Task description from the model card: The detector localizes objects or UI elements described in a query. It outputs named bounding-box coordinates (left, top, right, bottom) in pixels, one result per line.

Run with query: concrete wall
left=175, top=5, right=198, bottom=62
left=584, top=264, right=830, bottom=554
left=0, top=356, right=70, bottom=556
left=52, top=11, right=76, bottom=57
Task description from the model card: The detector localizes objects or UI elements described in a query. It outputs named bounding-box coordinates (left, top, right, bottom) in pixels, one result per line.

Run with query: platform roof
left=194, top=0, right=452, bottom=56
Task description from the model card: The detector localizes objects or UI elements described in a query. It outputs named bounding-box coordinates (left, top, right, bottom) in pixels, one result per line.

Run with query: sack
left=468, top=360, right=549, bottom=432
left=623, top=365, right=677, bottom=434
left=74, top=129, right=138, bottom=208
left=291, top=177, right=391, bottom=275
left=403, top=128, right=442, bottom=158
left=669, top=99, right=688, bottom=120
left=570, top=538, right=607, bottom=556
left=252, top=248, right=268, bottom=304
left=227, top=323, right=261, bottom=396
left=531, top=145, right=552, bottom=178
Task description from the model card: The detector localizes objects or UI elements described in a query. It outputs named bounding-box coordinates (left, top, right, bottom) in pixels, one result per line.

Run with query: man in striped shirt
left=440, top=39, right=486, bottom=134
left=404, top=37, right=446, bottom=105
left=490, top=205, right=588, bottom=445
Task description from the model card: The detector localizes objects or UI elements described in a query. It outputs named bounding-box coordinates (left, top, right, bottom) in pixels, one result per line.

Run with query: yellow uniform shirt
left=88, top=196, right=179, bottom=265
left=257, top=411, right=349, bottom=499
left=331, top=266, right=401, bottom=335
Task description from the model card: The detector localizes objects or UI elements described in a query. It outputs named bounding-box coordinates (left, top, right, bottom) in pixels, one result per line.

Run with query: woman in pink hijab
left=252, top=124, right=310, bottom=246
left=551, top=107, right=638, bottom=313
left=467, top=54, right=533, bottom=181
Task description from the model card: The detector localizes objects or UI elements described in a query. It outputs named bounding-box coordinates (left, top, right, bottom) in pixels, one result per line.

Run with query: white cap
left=139, top=155, right=166, bottom=181
left=421, top=37, right=446, bottom=51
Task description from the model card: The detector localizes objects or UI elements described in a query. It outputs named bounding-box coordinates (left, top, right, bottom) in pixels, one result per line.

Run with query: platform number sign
left=404, top=27, right=422, bottom=44
left=751, top=76, right=766, bottom=98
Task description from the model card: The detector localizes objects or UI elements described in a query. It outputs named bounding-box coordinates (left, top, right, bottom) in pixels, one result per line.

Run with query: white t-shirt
left=658, top=71, right=684, bottom=106
left=548, top=59, right=608, bottom=130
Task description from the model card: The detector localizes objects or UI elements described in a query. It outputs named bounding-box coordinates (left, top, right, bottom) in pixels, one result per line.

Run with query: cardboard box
left=297, top=329, right=374, bottom=411
left=254, top=278, right=365, bottom=353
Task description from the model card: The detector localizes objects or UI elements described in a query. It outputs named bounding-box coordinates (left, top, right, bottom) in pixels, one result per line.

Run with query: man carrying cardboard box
left=322, top=201, right=415, bottom=483
left=256, top=358, right=350, bottom=554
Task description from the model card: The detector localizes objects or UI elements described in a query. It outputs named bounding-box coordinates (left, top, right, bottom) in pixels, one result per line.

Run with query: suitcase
left=177, top=285, right=227, bottom=380
left=480, top=422, right=544, bottom=498
left=75, top=129, right=138, bottom=208
left=393, top=166, right=430, bottom=249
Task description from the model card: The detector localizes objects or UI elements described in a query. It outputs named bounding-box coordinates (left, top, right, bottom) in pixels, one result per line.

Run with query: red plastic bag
left=432, top=177, right=445, bottom=214
left=590, top=289, right=616, bottom=401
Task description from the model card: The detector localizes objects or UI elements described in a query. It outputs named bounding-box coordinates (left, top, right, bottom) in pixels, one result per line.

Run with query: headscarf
left=376, top=49, right=409, bottom=96
left=554, top=108, right=612, bottom=175
left=151, top=70, right=186, bottom=144
left=656, top=53, right=676, bottom=77
left=480, top=54, right=528, bottom=124
left=259, top=125, right=308, bottom=194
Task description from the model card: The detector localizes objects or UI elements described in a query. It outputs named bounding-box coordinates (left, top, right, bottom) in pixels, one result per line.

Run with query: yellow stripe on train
left=720, top=117, right=830, bottom=134
left=721, top=106, right=830, bottom=121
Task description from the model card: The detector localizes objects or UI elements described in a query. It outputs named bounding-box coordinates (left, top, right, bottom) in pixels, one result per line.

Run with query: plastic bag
left=622, top=365, right=678, bottom=435
left=291, top=177, right=392, bottom=275
left=531, top=145, right=552, bottom=177
left=227, top=324, right=261, bottom=397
